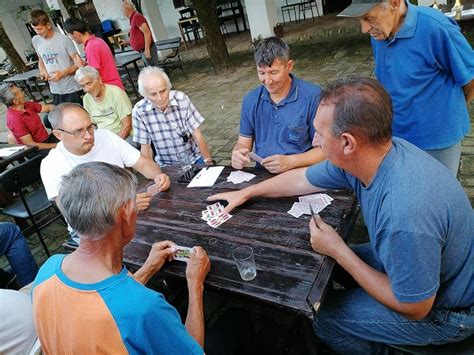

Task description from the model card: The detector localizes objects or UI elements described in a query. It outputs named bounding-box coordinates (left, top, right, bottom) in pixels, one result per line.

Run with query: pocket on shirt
left=287, top=125, right=305, bottom=141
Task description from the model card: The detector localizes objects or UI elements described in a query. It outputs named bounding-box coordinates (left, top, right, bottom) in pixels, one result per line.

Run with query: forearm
left=32, top=142, right=56, bottom=150
left=185, top=284, right=205, bottom=347
left=134, top=155, right=163, bottom=179
left=141, top=144, right=154, bottom=160
left=58, top=64, right=78, bottom=77
left=133, top=259, right=163, bottom=285
left=246, top=167, right=320, bottom=199
left=335, top=246, right=432, bottom=319
left=463, top=79, right=474, bottom=104
left=118, top=116, right=132, bottom=139
left=193, top=129, right=212, bottom=160
left=233, top=140, right=252, bottom=152
left=286, top=147, right=325, bottom=170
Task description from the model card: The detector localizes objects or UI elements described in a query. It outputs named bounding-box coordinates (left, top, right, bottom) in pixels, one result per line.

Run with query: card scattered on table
left=227, top=171, right=256, bottom=184
left=248, top=151, right=263, bottom=163
left=202, top=202, right=232, bottom=228
left=172, top=246, right=193, bottom=262
left=287, top=193, right=333, bottom=218
left=187, top=166, right=224, bottom=188
left=146, top=183, right=160, bottom=196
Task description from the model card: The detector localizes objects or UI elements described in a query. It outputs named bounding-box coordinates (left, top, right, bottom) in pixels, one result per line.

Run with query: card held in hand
left=248, top=151, right=263, bottom=163
left=172, top=246, right=193, bottom=262
left=147, top=183, right=160, bottom=196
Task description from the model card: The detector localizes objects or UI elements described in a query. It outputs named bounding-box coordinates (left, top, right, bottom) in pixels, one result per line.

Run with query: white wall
left=0, top=0, right=44, bottom=61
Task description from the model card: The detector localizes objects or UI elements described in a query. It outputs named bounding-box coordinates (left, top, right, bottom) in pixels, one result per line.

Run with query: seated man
left=0, top=83, right=57, bottom=150
left=75, top=66, right=133, bottom=144
left=232, top=37, right=324, bottom=174
left=33, top=162, right=209, bottom=353
left=209, top=77, right=474, bottom=352
left=40, top=103, right=170, bottom=211
left=133, top=66, right=214, bottom=166
left=64, top=17, right=124, bottom=90
left=0, top=222, right=38, bottom=289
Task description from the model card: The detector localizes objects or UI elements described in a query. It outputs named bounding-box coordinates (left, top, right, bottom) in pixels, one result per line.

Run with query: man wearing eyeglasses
left=40, top=103, right=170, bottom=212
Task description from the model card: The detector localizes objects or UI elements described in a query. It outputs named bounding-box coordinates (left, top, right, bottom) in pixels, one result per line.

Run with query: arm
left=133, top=241, right=175, bottom=284
left=185, top=247, right=210, bottom=347
left=132, top=155, right=170, bottom=191
left=463, top=79, right=474, bottom=104
left=117, top=114, right=132, bottom=139
left=140, top=143, right=154, bottom=160
left=18, top=134, right=56, bottom=150
left=208, top=167, right=322, bottom=213
left=48, top=52, right=81, bottom=82
left=261, top=147, right=325, bottom=174
left=309, top=215, right=435, bottom=320
left=40, top=104, right=55, bottom=113
left=37, top=56, right=49, bottom=80
left=191, top=128, right=213, bottom=164
left=231, top=136, right=253, bottom=169
left=138, top=22, right=153, bottom=59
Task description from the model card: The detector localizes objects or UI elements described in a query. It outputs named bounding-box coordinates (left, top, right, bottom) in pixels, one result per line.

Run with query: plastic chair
left=0, top=155, right=66, bottom=257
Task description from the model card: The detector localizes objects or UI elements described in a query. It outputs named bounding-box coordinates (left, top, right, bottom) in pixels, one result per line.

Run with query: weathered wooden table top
left=124, top=165, right=358, bottom=318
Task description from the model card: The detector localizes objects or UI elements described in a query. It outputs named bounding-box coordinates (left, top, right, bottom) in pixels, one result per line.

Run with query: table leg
left=178, top=23, right=188, bottom=50
left=124, top=65, right=139, bottom=98
left=31, top=78, right=50, bottom=103
left=19, top=80, right=35, bottom=100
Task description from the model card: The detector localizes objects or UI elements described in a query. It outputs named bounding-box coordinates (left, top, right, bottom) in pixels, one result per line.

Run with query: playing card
left=147, top=183, right=160, bottom=196
left=227, top=171, right=256, bottom=184
left=207, top=211, right=232, bottom=228
left=248, top=152, right=263, bottom=163
left=172, top=246, right=193, bottom=262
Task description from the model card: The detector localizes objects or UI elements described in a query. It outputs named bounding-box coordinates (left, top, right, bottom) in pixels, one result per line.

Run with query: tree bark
left=191, top=0, right=230, bottom=73
left=0, top=21, right=27, bottom=73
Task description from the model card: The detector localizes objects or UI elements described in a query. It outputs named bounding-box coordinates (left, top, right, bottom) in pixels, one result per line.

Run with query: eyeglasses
left=55, top=123, right=97, bottom=138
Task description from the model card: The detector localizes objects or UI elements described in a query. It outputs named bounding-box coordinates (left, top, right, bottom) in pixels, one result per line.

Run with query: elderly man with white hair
left=75, top=66, right=134, bottom=144
left=132, top=66, right=214, bottom=166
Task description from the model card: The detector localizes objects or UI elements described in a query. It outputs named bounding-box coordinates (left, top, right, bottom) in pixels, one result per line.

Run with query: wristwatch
left=204, top=158, right=215, bottom=165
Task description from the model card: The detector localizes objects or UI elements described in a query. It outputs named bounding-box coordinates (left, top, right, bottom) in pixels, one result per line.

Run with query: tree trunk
left=60, top=0, right=78, bottom=19
left=191, top=0, right=230, bottom=73
left=0, top=21, right=27, bottom=73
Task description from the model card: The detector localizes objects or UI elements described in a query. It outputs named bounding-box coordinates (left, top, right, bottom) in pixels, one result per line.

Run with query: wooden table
left=115, top=52, right=142, bottom=98
left=124, top=165, right=358, bottom=319
left=0, top=145, right=38, bottom=173
left=3, top=69, right=50, bottom=103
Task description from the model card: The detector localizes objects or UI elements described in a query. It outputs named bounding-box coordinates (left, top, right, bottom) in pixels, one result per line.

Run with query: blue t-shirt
left=33, top=255, right=203, bottom=354
left=306, top=138, right=474, bottom=308
left=240, top=74, right=321, bottom=158
left=372, top=2, right=473, bottom=150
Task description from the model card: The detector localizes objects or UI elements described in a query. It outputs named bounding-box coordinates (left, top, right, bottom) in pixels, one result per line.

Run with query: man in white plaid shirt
left=132, top=67, right=213, bottom=166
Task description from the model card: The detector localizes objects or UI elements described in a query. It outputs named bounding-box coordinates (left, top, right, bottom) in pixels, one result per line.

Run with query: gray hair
left=254, top=37, right=290, bottom=67
left=321, top=77, right=392, bottom=145
left=137, top=66, right=172, bottom=97
left=49, top=102, right=87, bottom=129
left=58, top=162, right=137, bottom=240
left=0, top=83, right=16, bottom=107
left=75, top=66, right=100, bottom=84
left=121, top=1, right=136, bottom=11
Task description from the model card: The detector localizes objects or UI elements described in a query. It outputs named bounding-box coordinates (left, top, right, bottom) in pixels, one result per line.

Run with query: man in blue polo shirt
left=232, top=37, right=325, bottom=174
left=209, top=77, right=473, bottom=352
left=338, top=0, right=474, bottom=175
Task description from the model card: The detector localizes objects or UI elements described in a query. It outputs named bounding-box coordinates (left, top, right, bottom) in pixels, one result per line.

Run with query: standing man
left=339, top=0, right=474, bottom=175
left=75, top=66, right=133, bottom=144
left=29, top=10, right=83, bottom=105
left=121, top=1, right=159, bottom=66
left=33, top=162, right=209, bottom=353
left=209, top=77, right=473, bottom=352
left=232, top=37, right=324, bottom=174
left=133, top=66, right=214, bottom=166
left=64, top=18, right=125, bottom=90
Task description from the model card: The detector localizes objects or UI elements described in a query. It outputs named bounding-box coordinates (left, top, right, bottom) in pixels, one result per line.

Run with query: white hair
left=137, top=66, right=172, bottom=97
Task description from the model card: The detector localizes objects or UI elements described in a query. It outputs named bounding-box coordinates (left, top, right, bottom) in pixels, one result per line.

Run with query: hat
left=338, top=0, right=382, bottom=17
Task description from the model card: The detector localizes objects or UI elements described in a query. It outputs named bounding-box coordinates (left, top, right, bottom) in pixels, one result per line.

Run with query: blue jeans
left=313, top=244, right=474, bottom=354
left=0, top=223, right=38, bottom=287
left=425, top=142, right=461, bottom=176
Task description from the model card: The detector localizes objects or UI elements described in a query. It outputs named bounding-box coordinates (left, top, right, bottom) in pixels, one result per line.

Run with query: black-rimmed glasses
left=55, top=123, right=97, bottom=138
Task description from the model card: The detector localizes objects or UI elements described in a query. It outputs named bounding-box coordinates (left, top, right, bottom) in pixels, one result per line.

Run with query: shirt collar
left=83, top=34, right=96, bottom=48
left=390, top=1, right=417, bottom=41
left=261, top=73, right=299, bottom=106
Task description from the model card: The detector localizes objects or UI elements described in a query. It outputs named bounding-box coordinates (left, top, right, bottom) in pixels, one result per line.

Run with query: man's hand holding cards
left=147, top=183, right=160, bottom=196
left=172, top=246, right=194, bottom=262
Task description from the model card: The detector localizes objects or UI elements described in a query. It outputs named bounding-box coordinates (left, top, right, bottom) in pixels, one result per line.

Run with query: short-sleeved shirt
left=372, top=2, right=474, bottom=150
left=40, top=129, right=140, bottom=200
left=32, top=32, right=82, bottom=95
left=240, top=74, right=321, bottom=158
left=84, top=35, right=124, bottom=90
left=306, top=138, right=474, bottom=308
left=33, top=254, right=203, bottom=354
left=129, top=11, right=149, bottom=52
left=132, top=90, right=204, bottom=166
left=6, top=101, right=48, bottom=144
left=83, top=84, right=132, bottom=136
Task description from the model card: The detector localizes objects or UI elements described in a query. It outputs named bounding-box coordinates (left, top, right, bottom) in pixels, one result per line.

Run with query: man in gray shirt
left=30, top=9, right=83, bottom=105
